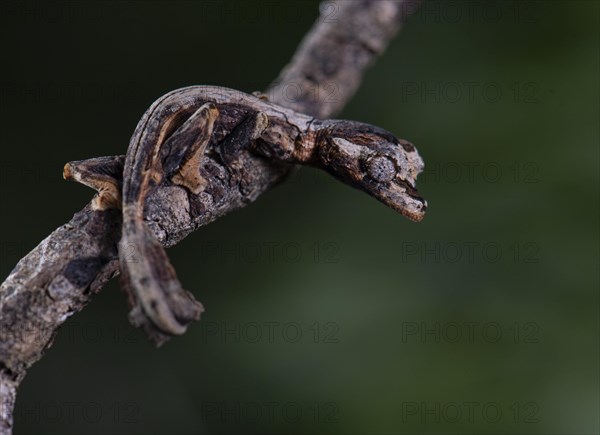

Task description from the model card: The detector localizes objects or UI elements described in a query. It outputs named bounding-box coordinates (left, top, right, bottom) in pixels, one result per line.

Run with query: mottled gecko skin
left=65, top=85, right=426, bottom=345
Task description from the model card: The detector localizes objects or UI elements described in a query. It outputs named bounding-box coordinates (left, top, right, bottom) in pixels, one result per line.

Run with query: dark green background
left=1, top=1, right=598, bottom=434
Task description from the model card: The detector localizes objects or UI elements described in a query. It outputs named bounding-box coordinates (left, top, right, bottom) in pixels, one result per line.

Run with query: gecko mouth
left=365, top=176, right=427, bottom=222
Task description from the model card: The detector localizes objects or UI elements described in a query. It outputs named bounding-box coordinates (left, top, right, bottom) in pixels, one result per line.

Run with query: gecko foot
left=63, top=155, right=125, bottom=210
left=119, top=216, right=204, bottom=346
left=166, top=103, right=220, bottom=194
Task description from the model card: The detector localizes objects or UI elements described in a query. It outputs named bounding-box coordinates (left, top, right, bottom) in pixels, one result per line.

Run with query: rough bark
left=0, top=1, right=420, bottom=433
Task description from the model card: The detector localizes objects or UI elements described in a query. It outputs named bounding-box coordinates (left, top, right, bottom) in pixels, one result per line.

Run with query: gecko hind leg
left=163, top=103, right=220, bottom=194
left=63, top=155, right=125, bottom=210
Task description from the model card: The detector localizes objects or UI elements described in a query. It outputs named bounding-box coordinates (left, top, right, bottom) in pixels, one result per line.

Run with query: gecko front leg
left=63, top=155, right=125, bottom=210
left=218, top=111, right=269, bottom=184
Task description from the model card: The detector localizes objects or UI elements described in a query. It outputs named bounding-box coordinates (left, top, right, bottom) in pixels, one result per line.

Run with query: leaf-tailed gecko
left=63, top=86, right=427, bottom=345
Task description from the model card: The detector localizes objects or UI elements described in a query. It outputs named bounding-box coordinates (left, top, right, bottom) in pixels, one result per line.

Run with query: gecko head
left=317, top=120, right=427, bottom=222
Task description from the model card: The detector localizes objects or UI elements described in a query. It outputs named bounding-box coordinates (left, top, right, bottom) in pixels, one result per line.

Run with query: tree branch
left=0, top=1, right=420, bottom=432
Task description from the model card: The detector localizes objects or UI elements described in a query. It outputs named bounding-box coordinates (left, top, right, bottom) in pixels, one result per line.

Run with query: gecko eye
left=366, top=155, right=396, bottom=182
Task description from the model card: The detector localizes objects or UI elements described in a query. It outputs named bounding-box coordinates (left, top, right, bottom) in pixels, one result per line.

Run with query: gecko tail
left=119, top=208, right=203, bottom=346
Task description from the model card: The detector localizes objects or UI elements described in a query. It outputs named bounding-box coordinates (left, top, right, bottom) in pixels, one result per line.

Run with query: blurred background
left=0, top=0, right=598, bottom=434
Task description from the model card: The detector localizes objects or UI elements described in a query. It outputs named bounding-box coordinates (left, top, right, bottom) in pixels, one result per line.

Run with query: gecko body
left=65, top=86, right=427, bottom=345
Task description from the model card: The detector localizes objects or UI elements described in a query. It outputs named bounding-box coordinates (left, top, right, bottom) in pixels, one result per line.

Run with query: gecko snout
left=63, top=162, right=73, bottom=180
